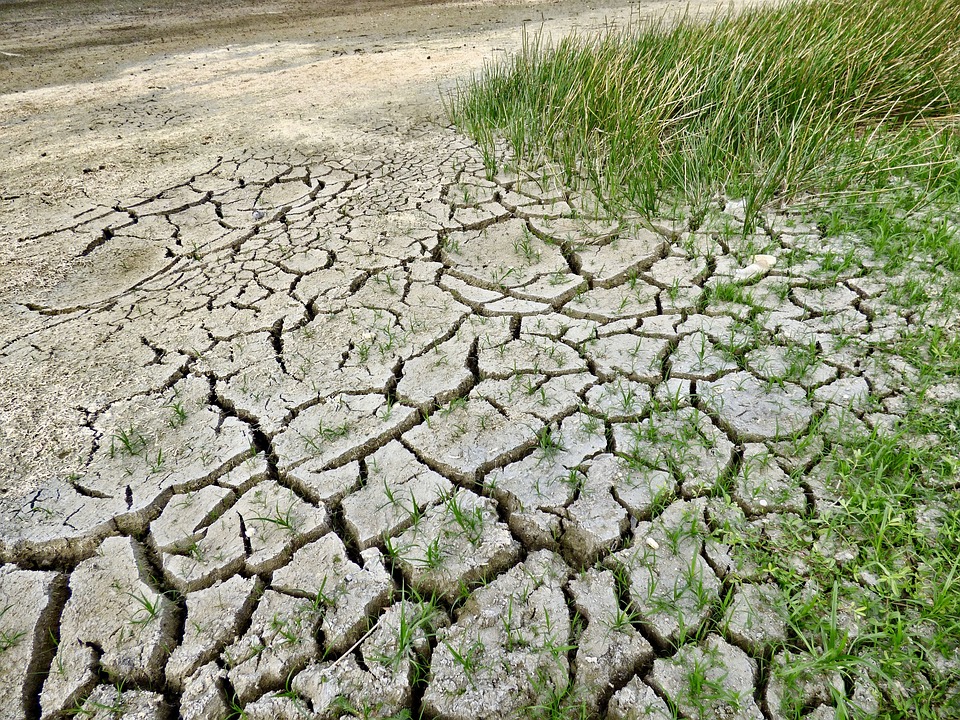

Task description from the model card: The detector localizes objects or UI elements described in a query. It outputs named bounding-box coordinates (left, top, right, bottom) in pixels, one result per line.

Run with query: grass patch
left=699, top=308, right=960, bottom=718
left=737, top=412, right=960, bottom=717
left=449, top=0, right=960, bottom=221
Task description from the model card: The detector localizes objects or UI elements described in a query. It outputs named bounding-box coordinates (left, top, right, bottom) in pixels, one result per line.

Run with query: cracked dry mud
left=2, top=1, right=955, bottom=719
left=2, top=125, right=934, bottom=718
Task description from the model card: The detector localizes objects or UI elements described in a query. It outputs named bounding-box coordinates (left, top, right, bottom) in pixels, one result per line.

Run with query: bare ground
left=8, top=4, right=919, bottom=720
left=0, top=0, right=745, bottom=501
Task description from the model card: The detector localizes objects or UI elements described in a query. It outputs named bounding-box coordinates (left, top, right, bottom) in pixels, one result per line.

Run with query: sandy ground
left=0, top=0, right=753, bottom=494
left=0, top=0, right=736, bottom=302
left=1, top=0, right=627, bottom=283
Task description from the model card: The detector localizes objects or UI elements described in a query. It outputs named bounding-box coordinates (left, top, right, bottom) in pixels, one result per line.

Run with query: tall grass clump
left=450, top=0, right=960, bottom=217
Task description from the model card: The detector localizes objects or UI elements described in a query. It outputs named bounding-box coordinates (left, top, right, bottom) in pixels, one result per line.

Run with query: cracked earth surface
left=2, top=0, right=956, bottom=719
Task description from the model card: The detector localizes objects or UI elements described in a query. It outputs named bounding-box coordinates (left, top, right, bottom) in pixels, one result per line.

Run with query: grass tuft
left=450, top=0, right=960, bottom=219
